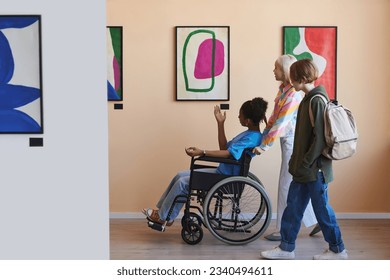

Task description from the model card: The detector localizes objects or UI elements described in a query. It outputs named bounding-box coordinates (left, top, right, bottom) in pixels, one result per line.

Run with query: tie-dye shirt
left=259, top=84, right=303, bottom=152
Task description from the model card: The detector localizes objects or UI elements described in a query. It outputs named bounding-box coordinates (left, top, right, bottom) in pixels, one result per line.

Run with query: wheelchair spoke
left=203, top=177, right=272, bottom=245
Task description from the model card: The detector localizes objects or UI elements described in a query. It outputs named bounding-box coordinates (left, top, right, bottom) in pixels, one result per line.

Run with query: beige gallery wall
left=107, top=0, right=390, bottom=215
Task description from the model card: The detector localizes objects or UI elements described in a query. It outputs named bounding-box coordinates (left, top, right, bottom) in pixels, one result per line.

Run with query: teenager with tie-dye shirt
left=254, top=55, right=319, bottom=241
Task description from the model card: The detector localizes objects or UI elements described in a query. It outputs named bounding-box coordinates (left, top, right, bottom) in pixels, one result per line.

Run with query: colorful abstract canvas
left=176, top=26, right=230, bottom=101
left=107, top=26, right=123, bottom=101
left=0, top=15, right=43, bottom=133
left=283, top=26, right=337, bottom=100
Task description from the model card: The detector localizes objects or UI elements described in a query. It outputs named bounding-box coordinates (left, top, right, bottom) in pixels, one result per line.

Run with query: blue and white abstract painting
left=0, top=15, right=43, bottom=133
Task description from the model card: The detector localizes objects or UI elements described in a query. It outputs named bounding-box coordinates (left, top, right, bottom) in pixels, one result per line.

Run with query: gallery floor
left=110, top=219, right=390, bottom=260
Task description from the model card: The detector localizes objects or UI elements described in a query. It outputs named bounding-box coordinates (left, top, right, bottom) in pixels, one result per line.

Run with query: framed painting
left=107, top=26, right=123, bottom=101
left=0, top=15, right=43, bottom=134
left=176, top=26, right=230, bottom=101
left=283, top=26, right=337, bottom=100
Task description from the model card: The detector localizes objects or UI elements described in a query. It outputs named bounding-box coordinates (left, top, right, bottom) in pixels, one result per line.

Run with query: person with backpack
left=260, top=58, right=348, bottom=260
left=253, top=55, right=319, bottom=241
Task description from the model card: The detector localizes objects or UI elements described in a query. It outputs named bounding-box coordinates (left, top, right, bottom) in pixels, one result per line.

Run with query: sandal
left=264, top=232, right=282, bottom=241
left=309, top=223, right=322, bottom=236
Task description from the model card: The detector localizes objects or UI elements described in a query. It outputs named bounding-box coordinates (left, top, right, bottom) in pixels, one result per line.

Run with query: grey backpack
left=309, top=95, right=358, bottom=160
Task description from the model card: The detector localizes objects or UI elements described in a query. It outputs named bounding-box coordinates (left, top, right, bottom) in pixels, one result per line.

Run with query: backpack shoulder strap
left=308, top=94, right=328, bottom=127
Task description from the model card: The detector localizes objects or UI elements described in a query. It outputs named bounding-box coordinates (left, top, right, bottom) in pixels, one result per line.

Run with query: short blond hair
left=276, top=54, right=297, bottom=83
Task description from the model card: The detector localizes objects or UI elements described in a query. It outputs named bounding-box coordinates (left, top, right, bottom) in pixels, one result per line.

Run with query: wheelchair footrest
left=147, top=221, right=165, bottom=232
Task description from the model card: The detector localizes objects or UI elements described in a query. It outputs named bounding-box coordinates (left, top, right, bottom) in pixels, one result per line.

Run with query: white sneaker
left=260, top=247, right=295, bottom=260
left=313, top=249, right=348, bottom=260
left=141, top=208, right=153, bottom=217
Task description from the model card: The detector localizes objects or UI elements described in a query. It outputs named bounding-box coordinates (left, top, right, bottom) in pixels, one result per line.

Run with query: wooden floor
left=110, top=219, right=390, bottom=260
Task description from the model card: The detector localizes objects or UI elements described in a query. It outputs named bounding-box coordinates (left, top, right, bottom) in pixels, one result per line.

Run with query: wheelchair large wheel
left=203, top=176, right=272, bottom=245
left=248, top=171, right=263, bottom=185
left=244, top=172, right=268, bottom=228
left=181, top=212, right=202, bottom=227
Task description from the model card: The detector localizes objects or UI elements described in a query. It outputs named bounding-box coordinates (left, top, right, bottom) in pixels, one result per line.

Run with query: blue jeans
left=156, top=169, right=217, bottom=221
left=277, top=137, right=317, bottom=230
left=279, top=171, right=345, bottom=253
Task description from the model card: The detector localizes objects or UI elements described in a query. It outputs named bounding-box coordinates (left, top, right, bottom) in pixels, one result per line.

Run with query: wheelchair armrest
left=190, top=148, right=254, bottom=177
left=192, top=155, right=242, bottom=166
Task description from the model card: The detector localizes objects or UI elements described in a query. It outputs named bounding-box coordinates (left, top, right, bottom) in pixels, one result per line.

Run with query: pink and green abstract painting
left=0, top=15, right=43, bottom=133
left=284, top=26, right=337, bottom=100
left=176, top=26, right=229, bottom=101
left=107, top=26, right=123, bottom=101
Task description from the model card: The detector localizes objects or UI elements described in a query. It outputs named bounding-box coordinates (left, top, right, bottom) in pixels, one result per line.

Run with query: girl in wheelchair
left=142, top=97, right=268, bottom=229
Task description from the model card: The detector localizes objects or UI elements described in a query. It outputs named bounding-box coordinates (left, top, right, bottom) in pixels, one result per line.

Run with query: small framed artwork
left=283, top=26, right=337, bottom=100
left=0, top=15, right=43, bottom=133
left=176, top=26, right=230, bottom=101
left=107, top=26, right=123, bottom=101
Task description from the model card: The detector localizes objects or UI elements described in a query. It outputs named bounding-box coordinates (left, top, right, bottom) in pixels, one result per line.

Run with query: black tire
left=248, top=171, right=263, bottom=185
left=181, top=222, right=203, bottom=245
left=203, top=176, right=272, bottom=245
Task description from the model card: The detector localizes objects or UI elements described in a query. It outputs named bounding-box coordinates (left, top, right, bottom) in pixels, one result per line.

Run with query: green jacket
left=289, top=85, right=333, bottom=183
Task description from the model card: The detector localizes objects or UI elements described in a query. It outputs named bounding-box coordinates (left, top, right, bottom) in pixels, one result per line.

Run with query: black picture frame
left=107, top=26, right=123, bottom=101
left=0, top=15, right=43, bottom=134
left=283, top=26, right=338, bottom=101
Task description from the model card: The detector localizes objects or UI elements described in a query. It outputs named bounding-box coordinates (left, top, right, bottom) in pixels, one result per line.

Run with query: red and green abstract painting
left=0, top=15, right=43, bottom=133
left=107, top=26, right=123, bottom=101
left=283, top=26, right=337, bottom=100
left=176, top=26, right=229, bottom=101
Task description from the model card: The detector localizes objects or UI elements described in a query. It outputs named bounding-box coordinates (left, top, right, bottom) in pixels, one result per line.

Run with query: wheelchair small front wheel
left=181, top=222, right=203, bottom=245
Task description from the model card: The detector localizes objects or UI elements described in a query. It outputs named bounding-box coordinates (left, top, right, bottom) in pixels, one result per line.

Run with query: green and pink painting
left=284, top=26, right=337, bottom=100
left=176, top=26, right=229, bottom=101
left=107, top=26, right=123, bottom=101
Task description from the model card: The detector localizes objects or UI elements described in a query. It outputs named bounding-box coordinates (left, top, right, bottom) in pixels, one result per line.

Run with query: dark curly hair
left=240, top=97, right=268, bottom=125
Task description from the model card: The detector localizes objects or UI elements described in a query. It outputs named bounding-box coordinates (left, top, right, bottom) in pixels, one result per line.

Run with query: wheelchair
left=147, top=149, right=272, bottom=245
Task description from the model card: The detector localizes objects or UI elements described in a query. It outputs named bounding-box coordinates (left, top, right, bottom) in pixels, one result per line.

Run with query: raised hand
left=214, top=105, right=226, bottom=124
